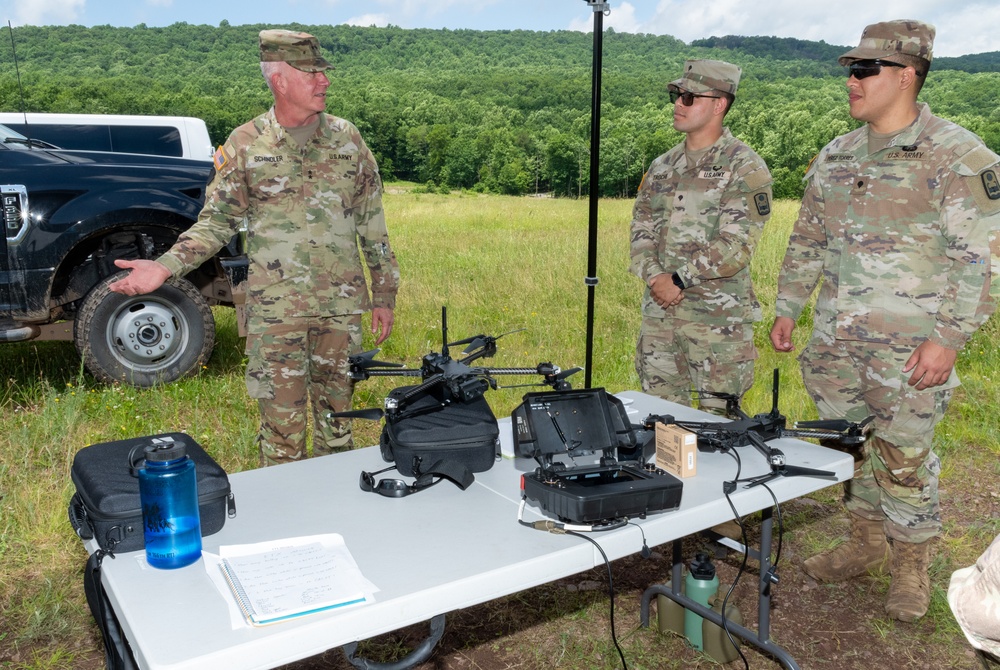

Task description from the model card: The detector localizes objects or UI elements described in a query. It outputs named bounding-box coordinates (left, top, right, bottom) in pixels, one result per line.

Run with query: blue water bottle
left=138, top=437, right=202, bottom=569
left=684, top=552, right=720, bottom=650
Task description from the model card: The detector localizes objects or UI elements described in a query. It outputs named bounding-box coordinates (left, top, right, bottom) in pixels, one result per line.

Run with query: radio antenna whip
left=7, top=22, right=28, bottom=125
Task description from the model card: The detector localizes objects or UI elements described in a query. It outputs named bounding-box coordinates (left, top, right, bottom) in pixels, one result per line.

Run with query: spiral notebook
left=217, top=535, right=372, bottom=626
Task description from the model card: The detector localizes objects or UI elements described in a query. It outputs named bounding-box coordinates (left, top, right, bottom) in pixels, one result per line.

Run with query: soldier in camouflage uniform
left=630, top=59, right=773, bottom=415
left=111, top=30, right=400, bottom=467
left=770, top=20, right=1000, bottom=622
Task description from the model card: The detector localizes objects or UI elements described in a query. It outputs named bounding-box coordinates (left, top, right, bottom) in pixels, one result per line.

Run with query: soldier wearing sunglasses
left=771, top=20, right=1000, bottom=623
left=630, top=59, right=773, bottom=416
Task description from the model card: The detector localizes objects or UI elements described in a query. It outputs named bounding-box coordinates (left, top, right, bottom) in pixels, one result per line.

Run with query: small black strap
left=84, top=552, right=138, bottom=670
left=413, top=459, right=475, bottom=491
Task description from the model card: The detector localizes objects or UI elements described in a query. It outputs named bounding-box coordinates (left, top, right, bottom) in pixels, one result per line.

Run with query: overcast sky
left=2, top=0, right=998, bottom=58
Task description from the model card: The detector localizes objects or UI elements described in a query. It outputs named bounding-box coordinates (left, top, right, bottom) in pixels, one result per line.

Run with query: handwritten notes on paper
left=215, top=534, right=376, bottom=626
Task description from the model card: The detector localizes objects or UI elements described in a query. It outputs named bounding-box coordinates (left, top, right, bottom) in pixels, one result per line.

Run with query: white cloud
left=12, top=0, right=85, bottom=26
left=346, top=14, right=389, bottom=28
left=587, top=0, right=999, bottom=57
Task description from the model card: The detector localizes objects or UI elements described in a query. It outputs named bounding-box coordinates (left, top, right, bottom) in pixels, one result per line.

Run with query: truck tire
left=74, top=272, right=216, bottom=387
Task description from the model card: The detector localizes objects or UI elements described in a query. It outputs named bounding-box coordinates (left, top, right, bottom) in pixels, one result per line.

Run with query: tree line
left=1, top=22, right=997, bottom=199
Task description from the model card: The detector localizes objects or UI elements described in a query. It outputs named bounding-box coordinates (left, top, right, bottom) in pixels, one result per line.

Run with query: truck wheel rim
left=107, top=297, right=189, bottom=368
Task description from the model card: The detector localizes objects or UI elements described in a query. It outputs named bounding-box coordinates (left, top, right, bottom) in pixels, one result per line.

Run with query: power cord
left=717, top=448, right=787, bottom=670
left=518, top=497, right=645, bottom=670
left=565, top=528, right=629, bottom=670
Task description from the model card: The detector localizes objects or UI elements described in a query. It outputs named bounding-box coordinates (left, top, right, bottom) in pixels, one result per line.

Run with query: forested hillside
left=1, top=22, right=997, bottom=198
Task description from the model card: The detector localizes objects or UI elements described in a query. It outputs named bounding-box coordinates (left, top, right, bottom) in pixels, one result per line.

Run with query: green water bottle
left=684, top=553, right=719, bottom=650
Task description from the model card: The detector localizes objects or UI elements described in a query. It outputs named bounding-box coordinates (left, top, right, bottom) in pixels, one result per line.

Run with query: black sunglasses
left=847, top=59, right=907, bottom=80
left=359, top=463, right=440, bottom=498
left=669, top=90, right=721, bottom=107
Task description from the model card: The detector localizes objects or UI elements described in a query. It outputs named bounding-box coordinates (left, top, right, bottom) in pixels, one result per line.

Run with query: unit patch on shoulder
left=982, top=169, right=1000, bottom=201
left=755, top=192, right=771, bottom=217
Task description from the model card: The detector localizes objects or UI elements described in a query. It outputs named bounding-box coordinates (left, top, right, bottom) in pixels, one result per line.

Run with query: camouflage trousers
left=635, top=318, right=757, bottom=415
left=799, top=339, right=955, bottom=543
left=244, top=314, right=362, bottom=467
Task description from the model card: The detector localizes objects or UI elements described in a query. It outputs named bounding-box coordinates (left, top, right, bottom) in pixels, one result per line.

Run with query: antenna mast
left=7, top=22, right=28, bottom=125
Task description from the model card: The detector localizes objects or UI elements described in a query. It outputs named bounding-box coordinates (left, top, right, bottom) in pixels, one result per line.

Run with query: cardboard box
left=655, top=423, right=697, bottom=478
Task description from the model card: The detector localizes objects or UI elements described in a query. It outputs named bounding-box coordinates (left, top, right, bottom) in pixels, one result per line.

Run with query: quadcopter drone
left=330, top=306, right=581, bottom=423
left=636, top=369, right=875, bottom=488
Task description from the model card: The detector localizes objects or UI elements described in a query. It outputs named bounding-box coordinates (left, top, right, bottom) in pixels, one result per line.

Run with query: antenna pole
left=441, top=306, right=449, bottom=358
left=582, top=1, right=608, bottom=389
left=771, top=368, right=780, bottom=414
left=7, top=22, right=28, bottom=126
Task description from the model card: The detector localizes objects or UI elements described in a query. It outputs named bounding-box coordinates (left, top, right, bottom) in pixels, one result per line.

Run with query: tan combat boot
left=802, top=514, right=891, bottom=583
left=885, top=539, right=932, bottom=622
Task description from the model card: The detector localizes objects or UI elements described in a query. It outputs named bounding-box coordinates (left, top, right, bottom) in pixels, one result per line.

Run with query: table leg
left=341, top=613, right=446, bottom=670
left=639, top=507, right=799, bottom=669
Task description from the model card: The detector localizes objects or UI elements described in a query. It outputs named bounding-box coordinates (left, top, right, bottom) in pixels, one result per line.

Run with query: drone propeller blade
left=350, top=349, right=404, bottom=369
left=326, top=408, right=385, bottom=421
left=779, top=464, right=836, bottom=479
left=447, top=334, right=482, bottom=347
left=555, top=366, right=582, bottom=380
left=462, top=337, right=487, bottom=354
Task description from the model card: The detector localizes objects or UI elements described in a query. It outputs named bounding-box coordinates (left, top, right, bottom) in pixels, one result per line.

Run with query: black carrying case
left=68, top=432, right=235, bottom=556
left=380, top=384, right=500, bottom=477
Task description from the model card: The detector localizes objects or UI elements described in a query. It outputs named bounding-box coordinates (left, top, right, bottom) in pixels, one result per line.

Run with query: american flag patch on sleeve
left=213, top=146, right=229, bottom=170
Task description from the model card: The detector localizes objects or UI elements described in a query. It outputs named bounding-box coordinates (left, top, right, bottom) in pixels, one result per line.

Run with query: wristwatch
left=671, top=272, right=685, bottom=290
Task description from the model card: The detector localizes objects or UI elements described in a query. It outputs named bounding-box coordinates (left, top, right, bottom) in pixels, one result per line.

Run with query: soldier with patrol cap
left=771, top=20, right=1000, bottom=622
left=111, top=29, right=400, bottom=467
left=630, top=59, right=773, bottom=415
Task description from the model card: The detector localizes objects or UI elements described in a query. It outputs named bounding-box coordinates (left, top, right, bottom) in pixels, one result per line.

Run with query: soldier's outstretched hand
left=109, top=259, right=172, bottom=296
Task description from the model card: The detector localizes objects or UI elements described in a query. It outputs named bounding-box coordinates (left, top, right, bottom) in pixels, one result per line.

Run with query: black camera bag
left=380, top=384, right=500, bottom=477
left=68, top=432, right=235, bottom=557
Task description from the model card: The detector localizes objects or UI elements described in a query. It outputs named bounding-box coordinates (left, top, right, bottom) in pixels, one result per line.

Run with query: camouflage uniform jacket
left=776, top=103, right=1000, bottom=349
left=629, top=128, right=773, bottom=326
left=158, top=108, right=400, bottom=321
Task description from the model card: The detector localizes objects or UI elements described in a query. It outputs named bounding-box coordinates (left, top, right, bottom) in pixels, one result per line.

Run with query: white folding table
left=84, top=391, right=852, bottom=670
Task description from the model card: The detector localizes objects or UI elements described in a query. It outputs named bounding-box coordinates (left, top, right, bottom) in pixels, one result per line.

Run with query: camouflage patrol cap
left=259, top=29, right=332, bottom=72
left=838, top=20, right=935, bottom=65
left=668, top=59, right=741, bottom=95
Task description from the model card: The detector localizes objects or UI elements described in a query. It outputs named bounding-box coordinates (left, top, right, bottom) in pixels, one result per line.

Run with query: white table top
left=91, top=391, right=853, bottom=670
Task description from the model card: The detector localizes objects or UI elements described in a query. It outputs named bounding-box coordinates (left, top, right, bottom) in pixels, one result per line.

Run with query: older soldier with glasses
left=771, top=20, right=1000, bottom=622
left=111, top=30, right=400, bottom=467
left=630, top=59, right=773, bottom=417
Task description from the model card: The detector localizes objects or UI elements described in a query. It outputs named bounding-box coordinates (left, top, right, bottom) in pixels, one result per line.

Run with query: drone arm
left=744, top=429, right=776, bottom=461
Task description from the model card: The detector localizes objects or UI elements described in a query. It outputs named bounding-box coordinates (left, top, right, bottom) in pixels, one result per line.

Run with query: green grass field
left=0, top=188, right=997, bottom=668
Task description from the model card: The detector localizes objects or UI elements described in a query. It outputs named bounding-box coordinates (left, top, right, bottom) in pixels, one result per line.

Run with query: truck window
left=2, top=123, right=184, bottom=158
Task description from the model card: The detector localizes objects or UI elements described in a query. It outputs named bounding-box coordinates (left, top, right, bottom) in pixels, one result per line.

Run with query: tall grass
left=0, top=188, right=996, bottom=667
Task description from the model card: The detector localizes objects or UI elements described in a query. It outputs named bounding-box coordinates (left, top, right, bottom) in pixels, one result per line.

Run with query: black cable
left=626, top=520, right=652, bottom=559
left=720, top=483, right=751, bottom=670
left=565, top=529, right=629, bottom=670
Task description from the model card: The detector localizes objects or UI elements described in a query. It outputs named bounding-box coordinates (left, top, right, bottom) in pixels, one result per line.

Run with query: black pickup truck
left=0, top=123, right=245, bottom=387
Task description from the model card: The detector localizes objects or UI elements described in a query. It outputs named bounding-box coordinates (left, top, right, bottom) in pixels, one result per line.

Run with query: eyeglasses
left=669, top=90, right=721, bottom=106
left=359, top=463, right=440, bottom=498
left=847, top=59, right=907, bottom=80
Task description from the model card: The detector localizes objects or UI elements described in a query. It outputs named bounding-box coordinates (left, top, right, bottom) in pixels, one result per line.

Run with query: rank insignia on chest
left=983, top=169, right=1000, bottom=201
